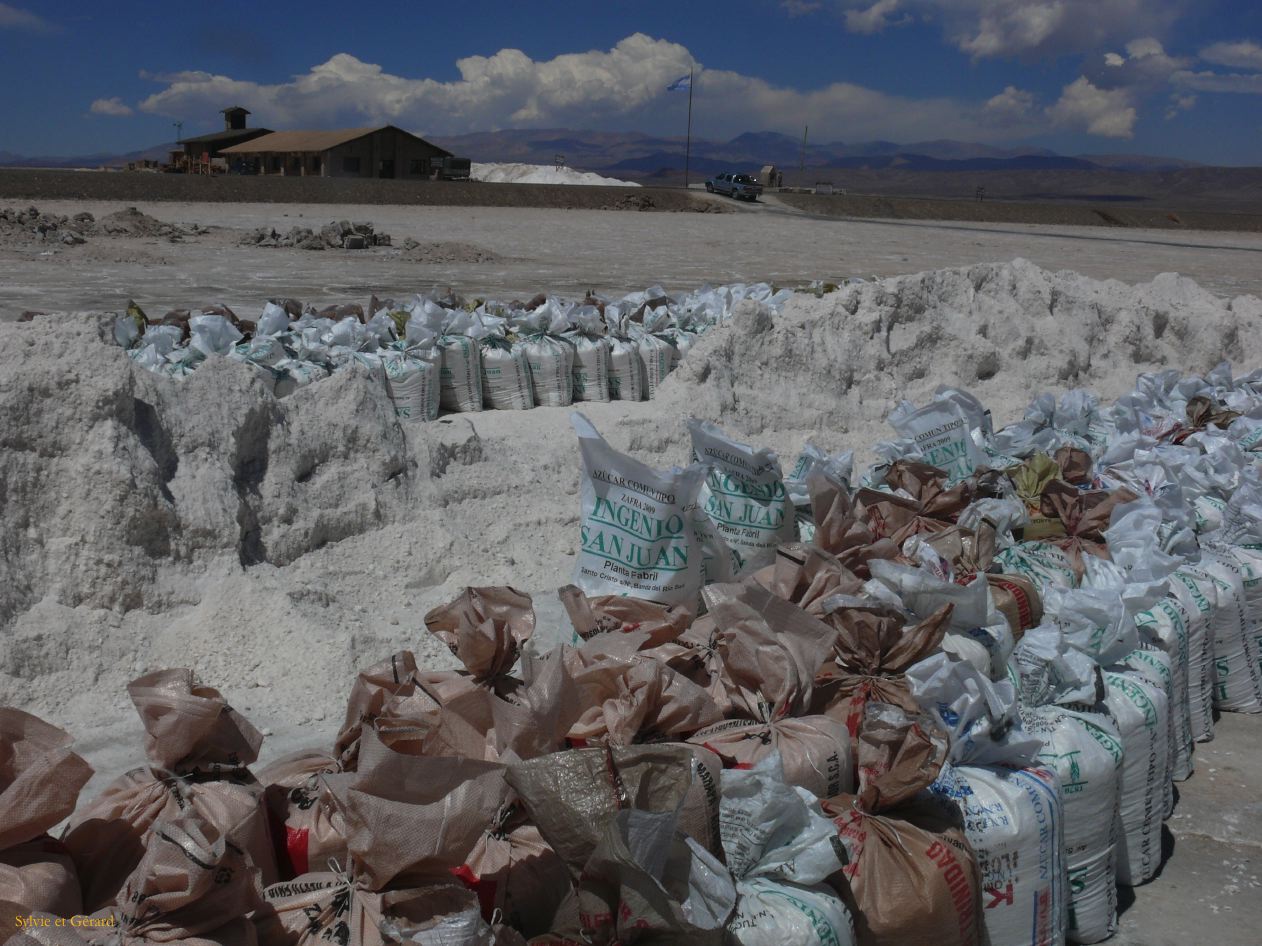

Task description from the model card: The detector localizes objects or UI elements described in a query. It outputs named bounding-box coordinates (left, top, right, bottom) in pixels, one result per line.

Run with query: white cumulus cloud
left=90, top=97, right=133, bottom=117
left=126, top=34, right=1065, bottom=143
left=1046, top=76, right=1137, bottom=137
left=0, top=2, right=52, bottom=31
left=1172, top=70, right=1262, bottom=95
left=831, top=1, right=1187, bottom=59
left=1200, top=40, right=1262, bottom=71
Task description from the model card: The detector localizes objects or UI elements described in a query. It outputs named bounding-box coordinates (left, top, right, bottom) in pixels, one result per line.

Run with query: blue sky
left=3, top=0, right=1260, bottom=163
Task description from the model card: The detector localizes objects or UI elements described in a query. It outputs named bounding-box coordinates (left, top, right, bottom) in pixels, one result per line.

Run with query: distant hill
left=0, top=130, right=1219, bottom=181
left=0, top=142, right=177, bottom=169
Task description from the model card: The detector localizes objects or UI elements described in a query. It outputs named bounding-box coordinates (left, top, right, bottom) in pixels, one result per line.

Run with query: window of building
left=409, top=158, right=429, bottom=175
left=342, top=156, right=361, bottom=173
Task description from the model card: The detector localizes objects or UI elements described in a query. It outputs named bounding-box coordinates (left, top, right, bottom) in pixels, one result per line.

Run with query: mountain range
left=0, top=129, right=1207, bottom=177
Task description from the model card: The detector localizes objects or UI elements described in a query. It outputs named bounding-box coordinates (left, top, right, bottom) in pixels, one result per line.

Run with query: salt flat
left=3, top=197, right=1262, bottom=318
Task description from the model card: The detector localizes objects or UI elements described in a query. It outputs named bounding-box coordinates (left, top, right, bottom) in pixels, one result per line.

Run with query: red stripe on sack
left=285, top=826, right=310, bottom=877
left=992, top=577, right=1034, bottom=629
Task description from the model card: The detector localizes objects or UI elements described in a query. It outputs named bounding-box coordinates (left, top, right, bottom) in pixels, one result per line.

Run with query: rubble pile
left=240, top=219, right=392, bottom=250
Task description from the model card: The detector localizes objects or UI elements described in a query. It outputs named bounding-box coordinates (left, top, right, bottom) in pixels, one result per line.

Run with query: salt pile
left=2, top=257, right=1261, bottom=791
left=471, top=162, right=640, bottom=186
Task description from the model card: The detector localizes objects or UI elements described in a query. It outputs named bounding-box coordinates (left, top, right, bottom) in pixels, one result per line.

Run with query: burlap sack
left=423, top=586, right=535, bottom=697
left=455, top=802, right=571, bottom=938
left=669, top=582, right=837, bottom=720
left=922, top=525, right=1044, bottom=639
left=688, top=714, right=853, bottom=799
left=64, top=767, right=276, bottom=913
left=256, top=875, right=445, bottom=946
left=747, top=543, right=864, bottom=616
left=63, top=671, right=277, bottom=911
left=488, top=655, right=585, bottom=762
left=854, top=460, right=974, bottom=546
left=335, top=651, right=422, bottom=771
left=258, top=751, right=346, bottom=880
left=257, top=728, right=510, bottom=946
left=558, top=585, right=693, bottom=649
left=822, top=704, right=981, bottom=946
left=806, top=472, right=900, bottom=578
left=1043, top=487, right=1139, bottom=578
left=127, top=668, right=264, bottom=776
left=811, top=599, right=952, bottom=752
left=1054, top=445, right=1094, bottom=486
left=98, top=813, right=264, bottom=946
left=508, top=743, right=725, bottom=864
left=568, top=808, right=735, bottom=945
left=327, top=726, right=509, bottom=891
left=1008, top=453, right=1073, bottom=540
left=563, top=651, right=721, bottom=747
left=0, top=709, right=93, bottom=915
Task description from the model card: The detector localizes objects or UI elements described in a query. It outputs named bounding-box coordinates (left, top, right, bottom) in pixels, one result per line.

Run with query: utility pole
left=799, top=124, right=808, bottom=173
left=684, top=68, right=694, bottom=190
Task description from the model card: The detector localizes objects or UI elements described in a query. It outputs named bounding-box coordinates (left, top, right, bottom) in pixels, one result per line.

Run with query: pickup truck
left=705, top=172, right=762, bottom=201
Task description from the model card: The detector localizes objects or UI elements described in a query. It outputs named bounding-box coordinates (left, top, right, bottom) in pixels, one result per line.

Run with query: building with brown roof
left=178, top=107, right=273, bottom=164
left=221, top=125, right=452, bottom=178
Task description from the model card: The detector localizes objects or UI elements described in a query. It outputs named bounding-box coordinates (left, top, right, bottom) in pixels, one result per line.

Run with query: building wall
left=324, top=129, right=450, bottom=179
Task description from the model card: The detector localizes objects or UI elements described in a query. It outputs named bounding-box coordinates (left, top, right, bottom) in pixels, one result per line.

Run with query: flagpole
left=684, top=68, right=693, bottom=190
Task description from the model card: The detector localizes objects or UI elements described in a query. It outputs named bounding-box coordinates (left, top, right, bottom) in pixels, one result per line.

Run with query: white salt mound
left=2, top=258, right=1259, bottom=798
left=471, top=162, right=640, bottom=187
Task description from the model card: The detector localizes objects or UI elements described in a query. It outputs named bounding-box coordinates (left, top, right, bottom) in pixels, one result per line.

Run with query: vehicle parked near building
left=705, top=172, right=763, bottom=201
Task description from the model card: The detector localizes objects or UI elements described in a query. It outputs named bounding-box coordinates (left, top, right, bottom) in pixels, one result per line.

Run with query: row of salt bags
left=1010, top=625, right=1122, bottom=944
left=907, top=653, right=1068, bottom=946
left=1203, top=465, right=1262, bottom=711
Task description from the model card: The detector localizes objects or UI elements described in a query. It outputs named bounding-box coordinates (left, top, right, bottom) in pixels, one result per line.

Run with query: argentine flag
left=666, top=73, right=692, bottom=92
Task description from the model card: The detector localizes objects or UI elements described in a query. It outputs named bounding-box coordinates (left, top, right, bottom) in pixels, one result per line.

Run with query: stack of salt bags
left=1096, top=448, right=1212, bottom=765
left=517, top=301, right=575, bottom=408
left=410, top=298, right=485, bottom=413
left=63, top=669, right=278, bottom=911
left=1041, top=537, right=1174, bottom=888
left=0, top=710, right=93, bottom=917
left=1110, top=379, right=1262, bottom=717
left=907, top=653, right=1067, bottom=946
left=1010, top=625, right=1122, bottom=943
